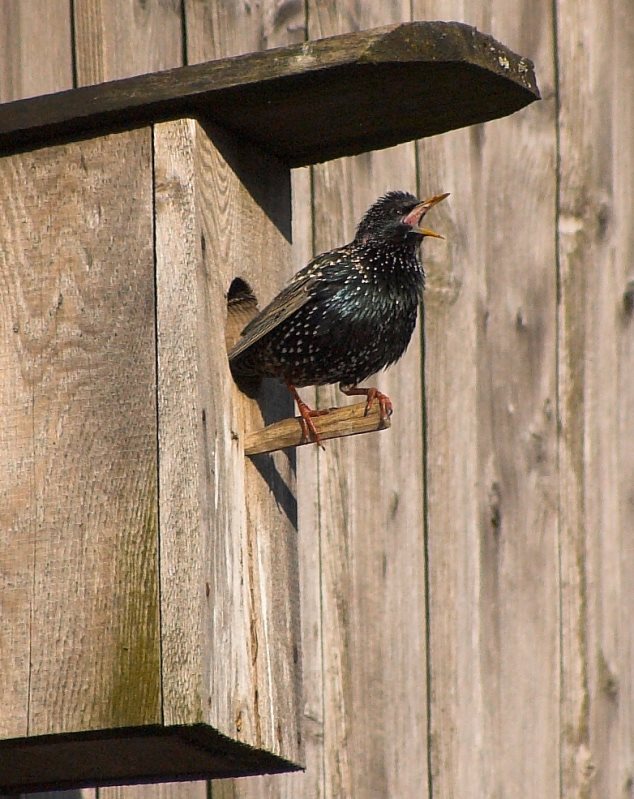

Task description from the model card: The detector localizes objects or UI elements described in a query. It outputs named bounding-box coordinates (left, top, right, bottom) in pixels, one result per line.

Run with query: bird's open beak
left=404, top=192, right=449, bottom=238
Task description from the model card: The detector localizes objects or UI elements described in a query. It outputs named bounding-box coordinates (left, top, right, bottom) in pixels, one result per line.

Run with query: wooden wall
left=0, top=1, right=632, bottom=798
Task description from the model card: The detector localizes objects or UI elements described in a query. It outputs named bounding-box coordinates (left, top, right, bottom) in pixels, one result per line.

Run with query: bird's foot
left=286, top=380, right=328, bottom=449
left=339, top=384, right=393, bottom=425
left=296, top=407, right=329, bottom=449
left=366, top=388, right=394, bottom=424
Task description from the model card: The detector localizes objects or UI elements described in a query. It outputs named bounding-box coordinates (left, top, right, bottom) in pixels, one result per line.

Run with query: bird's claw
left=286, top=380, right=329, bottom=449
left=363, top=388, right=393, bottom=423
left=340, top=383, right=394, bottom=424
left=297, top=413, right=326, bottom=450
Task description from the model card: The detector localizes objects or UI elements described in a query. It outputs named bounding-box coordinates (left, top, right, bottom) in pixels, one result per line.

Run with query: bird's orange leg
left=339, top=383, right=393, bottom=423
left=285, top=380, right=329, bottom=448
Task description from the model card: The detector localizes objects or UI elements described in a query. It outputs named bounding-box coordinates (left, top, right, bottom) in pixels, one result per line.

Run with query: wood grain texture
left=286, top=166, right=324, bottom=799
left=305, top=3, right=430, bottom=798
left=0, top=0, right=73, bottom=101
left=0, top=165, right=35, bottom=739
left=73, top=0, right=183, bottom=84
left=0, top=0, right=73, bottom=746
left=0, top=129, right=160, bottom=737
left=415, top=1, right=559, bottom=796
left=557, top=0, right=634, bottom=795
left=0, top=7, right=93, bottom=799
left=0, top=22, right=539, bottom=166
left=154, top=117, right=301, bottom=763
left=184, top=0, right=306, bottom=62
left=70, top=6, right=188, bottom=799
left=100, top=781, right=207, bottom=799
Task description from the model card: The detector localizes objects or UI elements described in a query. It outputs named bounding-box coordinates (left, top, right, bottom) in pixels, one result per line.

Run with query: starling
left=229, top=190, right=448, bottom=445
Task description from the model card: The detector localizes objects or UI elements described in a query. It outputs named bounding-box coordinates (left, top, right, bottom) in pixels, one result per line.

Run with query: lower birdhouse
left=0, top=118, right=302, bottom=791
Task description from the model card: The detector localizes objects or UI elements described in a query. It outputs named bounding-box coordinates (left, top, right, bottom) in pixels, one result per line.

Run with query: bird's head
left=355, top=190, right=449, bottom=246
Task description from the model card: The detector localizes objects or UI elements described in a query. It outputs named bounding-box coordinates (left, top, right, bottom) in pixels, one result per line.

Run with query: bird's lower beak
left=416, top=227, right=445, bottom=239
left=404, top=192, right=449, bottom=238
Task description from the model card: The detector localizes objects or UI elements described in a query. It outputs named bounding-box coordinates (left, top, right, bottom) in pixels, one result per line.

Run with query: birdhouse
left=0, top=22, right=538, bottom=793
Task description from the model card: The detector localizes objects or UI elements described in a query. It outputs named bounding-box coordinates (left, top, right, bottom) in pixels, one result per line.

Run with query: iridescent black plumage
left=229, top=190, right=448, bottom=442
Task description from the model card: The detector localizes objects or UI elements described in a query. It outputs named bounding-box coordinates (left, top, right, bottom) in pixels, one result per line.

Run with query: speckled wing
left=228, top=269, right=318, bottom=362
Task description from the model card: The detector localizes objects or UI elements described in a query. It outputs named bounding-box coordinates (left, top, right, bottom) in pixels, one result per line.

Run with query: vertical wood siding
left=557, top=1, right=634, bottom=796
left=415, top=1, right=560, bottom=796
left=0, top=1, right=632, bottom=797
left=305, top=2, right=428, bottom=797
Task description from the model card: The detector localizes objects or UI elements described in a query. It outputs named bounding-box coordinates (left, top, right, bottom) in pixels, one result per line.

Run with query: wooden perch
left=244, top=401, right=391, bottom=455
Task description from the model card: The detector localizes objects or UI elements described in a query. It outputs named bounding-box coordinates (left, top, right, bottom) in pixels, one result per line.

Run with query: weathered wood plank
left=415, top=1, right=559, bottom=796
left=0, top=177, right=35, bottom=741
left=154, top=117, right=301, bottom=763
left=0, top=8, right=85, bottom=799
left=0, top=22, right=539, bottom=165
left=285, top=167, right=324, bottom=799
left=305, top=4, right=430, bottom=798
left=185, top=4, right=317, bottom=796
left=73, top=0, right=183, bottom=84
left=557, top=0, right=634, bottom=795
left=416, top=122, right=482, bottom=797
left=184, top=0, right=306, bottom=63
left=71, top=5, right=185, bottom=799
left=100, top=782, right=207, bottom=799
left=213, top=190, right=322, bottom=797
left=0, top=128, right=160, bottom=739
left=0, top=0, right=73, bottom=101
left=0, top=0, right=73, bottom=747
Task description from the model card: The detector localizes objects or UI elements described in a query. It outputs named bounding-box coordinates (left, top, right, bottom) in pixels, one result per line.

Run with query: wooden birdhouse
left=0, top=22, right=538, bottom=793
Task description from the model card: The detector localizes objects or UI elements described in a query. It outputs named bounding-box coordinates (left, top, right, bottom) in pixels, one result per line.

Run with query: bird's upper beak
left=404, top=192, right=450, bottom=239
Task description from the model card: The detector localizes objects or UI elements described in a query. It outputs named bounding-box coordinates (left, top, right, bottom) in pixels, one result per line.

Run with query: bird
left=228, top=190, right=449, bottom=446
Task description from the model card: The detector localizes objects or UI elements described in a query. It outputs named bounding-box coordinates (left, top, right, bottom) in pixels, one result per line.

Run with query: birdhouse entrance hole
left=226, top=277, right=259, bottom=353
